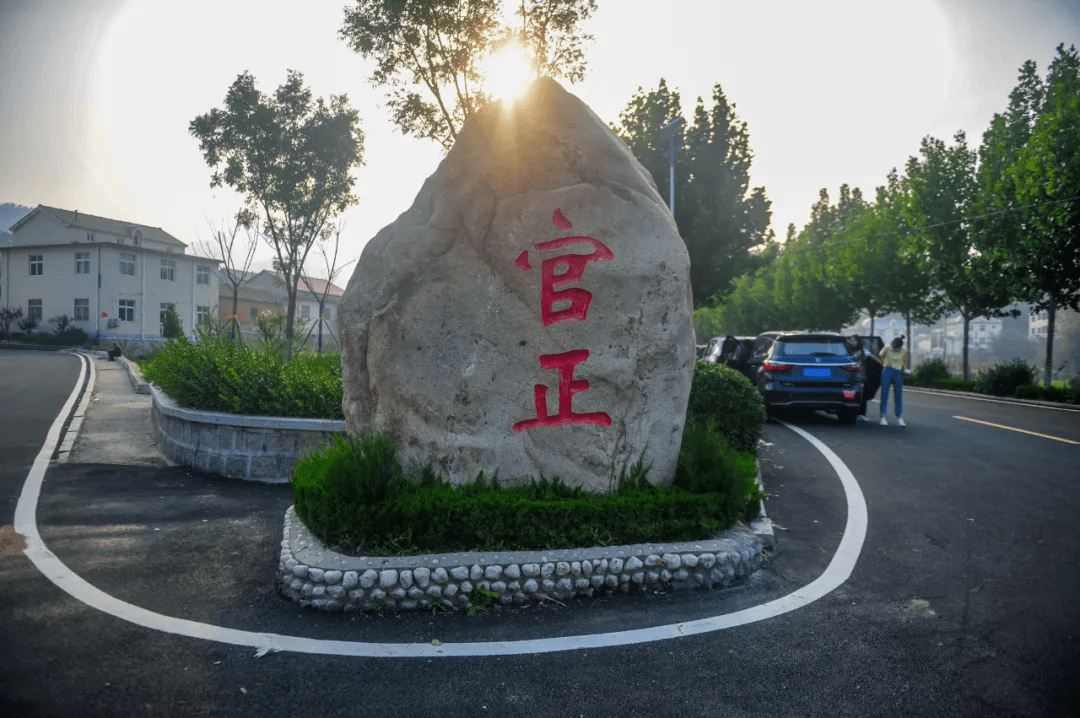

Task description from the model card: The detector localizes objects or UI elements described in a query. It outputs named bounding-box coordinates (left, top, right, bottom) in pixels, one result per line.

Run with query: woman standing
left=879, top=336, right=909, bottom=426
left=846, top=335, right=882, bottom=422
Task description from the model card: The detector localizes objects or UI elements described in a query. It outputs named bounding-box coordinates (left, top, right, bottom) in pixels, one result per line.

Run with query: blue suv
left=751, top=331, right=865, bottom=424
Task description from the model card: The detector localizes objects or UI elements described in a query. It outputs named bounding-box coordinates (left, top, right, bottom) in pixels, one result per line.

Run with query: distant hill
left=0, top=202, right=32, bottom=232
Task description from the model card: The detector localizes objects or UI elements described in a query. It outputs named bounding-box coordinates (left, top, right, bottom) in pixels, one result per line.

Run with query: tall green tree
left=190, top=70, right=365, bottom=361
left=681, top=86, right=774, bottom=301
left=340, top=0, right=596, bottom=151
left=613, top=81, right=773, bottom=307
left=611, top=79, right=686, bottom=209
left=906, top=132, right=1014, bottom=379
left=982, top=44, right=1080, bottom=387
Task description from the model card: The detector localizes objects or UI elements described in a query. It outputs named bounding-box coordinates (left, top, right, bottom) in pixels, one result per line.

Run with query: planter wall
left=150, top=385, right=345, bottom=483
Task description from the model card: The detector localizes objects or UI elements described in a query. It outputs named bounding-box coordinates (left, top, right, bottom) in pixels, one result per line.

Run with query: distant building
left=218, top=269, right=344, bottom=349
left=1, top=205, right=219, bottom=342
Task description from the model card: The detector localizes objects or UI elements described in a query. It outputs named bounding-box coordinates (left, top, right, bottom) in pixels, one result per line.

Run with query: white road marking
left=14, top=355, right=868, bottom=658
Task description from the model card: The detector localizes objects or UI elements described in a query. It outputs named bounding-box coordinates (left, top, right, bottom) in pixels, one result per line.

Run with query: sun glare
left=482, top=44, right=535, bottom=102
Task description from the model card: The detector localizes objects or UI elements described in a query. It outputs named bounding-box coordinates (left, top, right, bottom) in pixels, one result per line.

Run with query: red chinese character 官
left=514, top=210, right=613, bottom=326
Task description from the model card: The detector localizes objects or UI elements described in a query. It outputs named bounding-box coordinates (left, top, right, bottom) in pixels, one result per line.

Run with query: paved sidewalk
left=65, top=354, right=170, bottom=466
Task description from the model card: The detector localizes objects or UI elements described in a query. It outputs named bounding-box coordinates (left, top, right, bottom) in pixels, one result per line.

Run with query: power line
left=776, top=194, right=1080, bottom=256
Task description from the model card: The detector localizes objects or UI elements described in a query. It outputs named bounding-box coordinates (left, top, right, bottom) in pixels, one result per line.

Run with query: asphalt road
left=1, top=348, right=1079, bottom=717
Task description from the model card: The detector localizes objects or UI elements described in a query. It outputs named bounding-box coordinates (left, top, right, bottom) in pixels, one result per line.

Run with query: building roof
left=10, top=205, right=187, bottom=246
left=246, top=269, right=345, bottom=297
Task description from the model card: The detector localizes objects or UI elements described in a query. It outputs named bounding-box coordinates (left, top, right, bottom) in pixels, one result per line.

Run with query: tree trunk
left=317, top=301, right=324, bottom=353
left=230, top=288, right=240, bottom=342
left=1044, top=297, right=1057, bottom=389
left=962, top=311, right=971, bottom=381
left=284, top=287, right=296, bottom=362
left=869, top=314, right=876, bottom=339
left=905, top=312, right=912, bottom=369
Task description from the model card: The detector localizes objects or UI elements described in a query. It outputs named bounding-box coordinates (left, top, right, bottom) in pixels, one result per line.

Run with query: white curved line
left=14, top=356, right=868, bottom=657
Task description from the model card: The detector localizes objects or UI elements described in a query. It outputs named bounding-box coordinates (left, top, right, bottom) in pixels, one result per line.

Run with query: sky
left=1, top=0, right=1079, bottom=276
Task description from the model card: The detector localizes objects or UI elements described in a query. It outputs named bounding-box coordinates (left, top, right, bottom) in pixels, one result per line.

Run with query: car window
left=775, top=340, right=849, bottom=356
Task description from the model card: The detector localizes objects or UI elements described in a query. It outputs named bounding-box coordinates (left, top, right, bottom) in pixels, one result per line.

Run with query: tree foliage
left=190, top=70, right=364, bottom=361
left=613, top=80, right=773, bottom=307
left=340, top=0, right=596, bottom=151
left=978, top=44, right=1080, bottom=386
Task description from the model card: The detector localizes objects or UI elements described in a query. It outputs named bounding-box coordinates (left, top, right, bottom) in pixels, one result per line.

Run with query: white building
left=943, top=314, right=1004, bottom=356
left=1, top=205, right=219, bottom=342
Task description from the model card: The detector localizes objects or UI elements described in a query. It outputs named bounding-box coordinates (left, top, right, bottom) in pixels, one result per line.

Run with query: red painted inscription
left=513, top=210, right=614, bottom=432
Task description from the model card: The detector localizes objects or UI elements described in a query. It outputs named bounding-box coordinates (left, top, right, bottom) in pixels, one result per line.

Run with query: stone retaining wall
left=150, top=387, right=345, bottom=483
left=276, top=506, right=764, bottom=612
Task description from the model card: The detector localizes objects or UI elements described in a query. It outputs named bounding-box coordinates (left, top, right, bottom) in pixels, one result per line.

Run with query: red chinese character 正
left=512, top=349, right=612, bottom=432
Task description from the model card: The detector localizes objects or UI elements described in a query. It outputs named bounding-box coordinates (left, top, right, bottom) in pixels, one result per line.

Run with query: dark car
left=753, top=331, right=865, bottom=424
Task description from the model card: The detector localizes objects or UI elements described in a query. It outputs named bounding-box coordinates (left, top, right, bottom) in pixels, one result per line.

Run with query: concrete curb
left=118, top=356, right=150, bottom=394
left=905, top=385, right=1079, bottom=410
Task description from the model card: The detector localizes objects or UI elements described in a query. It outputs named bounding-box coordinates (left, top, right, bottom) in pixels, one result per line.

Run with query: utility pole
left=659, top=117, right=685, bottom=216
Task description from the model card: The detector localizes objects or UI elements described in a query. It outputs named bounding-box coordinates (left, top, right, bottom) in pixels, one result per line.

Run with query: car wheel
left=838, top=408, right=858, bottom=425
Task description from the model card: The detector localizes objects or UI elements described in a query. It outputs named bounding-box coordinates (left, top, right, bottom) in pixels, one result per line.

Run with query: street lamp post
left=659, top=116, right=685, bottom=217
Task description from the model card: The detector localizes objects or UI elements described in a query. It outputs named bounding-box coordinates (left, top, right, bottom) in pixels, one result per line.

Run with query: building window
left=75, top=252, right=90, bottom=274
left=196, top=264, right=210, bottom=285
left=86, top=232, right=95, bottom=242
left=29, top=255, right=43, bottom=276
left=119, top=253, right=136, bottom=276
left=159, top=303, right=176, bottom=335
left=196, top=305, right=210, bottom=325
left=28, top=299, right=42, bottom=322
left=160, top=259, right=176, bottom=281
left=119, top=299, right=135, bottom=322
left=250, top=306, right=258, bottom=321
left=323, top=305, right=331, bottom=320
left=300, top=303, right=311, bottom=320
left=74, top=298, right=89, bottom=322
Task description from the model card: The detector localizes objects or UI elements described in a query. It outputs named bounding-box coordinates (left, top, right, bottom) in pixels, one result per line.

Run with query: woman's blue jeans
left=880, top=367, right=903, bottom=417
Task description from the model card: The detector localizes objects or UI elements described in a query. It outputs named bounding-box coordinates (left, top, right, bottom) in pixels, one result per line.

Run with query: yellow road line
left=953, top=416, right=1080, bottom=445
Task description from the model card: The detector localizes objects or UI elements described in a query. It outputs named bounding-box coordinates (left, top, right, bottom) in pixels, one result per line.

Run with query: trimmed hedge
left=685, top=359, right=766, bottom=453
left=291, top=426, right=761, bottom=556
left=142, top=333, right=344, bottom=419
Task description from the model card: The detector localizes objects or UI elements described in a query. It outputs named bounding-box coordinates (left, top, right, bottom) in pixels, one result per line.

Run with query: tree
left=49, top=314, right=74, bottom=333
left=162, top=308, right=183, bottom=340
left=0, top=306, right=23, bottom=335
left=681, top=86, right=774, bottom=301
left=340, top=0, right=596, bottom=151
left=190, top=70, right=364, bottom=361
left=300, top=220, right=356, bottom=353
left=987, top=45, right=1080, bottom=387
left=613, top=79, right=686, bottom=210
left=613, top=81, right=773, bottom=306
left=198, top=216, right=257, bottom=343
left=905, top=132, right=1015, bottom=380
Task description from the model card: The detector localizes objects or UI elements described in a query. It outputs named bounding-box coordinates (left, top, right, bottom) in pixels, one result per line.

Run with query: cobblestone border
left=150, top=386, right=346, bottom=483
left=276, top=506, right=766, bottom=612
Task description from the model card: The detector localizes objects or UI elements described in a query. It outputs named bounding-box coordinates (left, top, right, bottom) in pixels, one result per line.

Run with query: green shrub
left=685, top=359, right=765, bottom=453
left=291, top=425, right=760, bottom=555
left=911, top=358, right=950, bottom=386
left=142, top=331, right=344, bottom=419
left=975, top=359, right=1037, bottom=397
left=3, top=328, right=88, bottom=347
left=929, top=377, right=978, bottom=392
left=1016, top=384, right=1080, bottom=405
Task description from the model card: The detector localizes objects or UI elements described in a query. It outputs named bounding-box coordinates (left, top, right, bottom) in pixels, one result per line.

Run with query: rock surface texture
left=340, top=77, right=694, bottom=492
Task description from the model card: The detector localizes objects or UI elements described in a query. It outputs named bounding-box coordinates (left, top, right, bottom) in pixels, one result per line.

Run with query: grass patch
left=291, top=423, right=761, bottom=556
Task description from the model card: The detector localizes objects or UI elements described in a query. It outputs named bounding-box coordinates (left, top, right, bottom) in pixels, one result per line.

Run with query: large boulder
left=340, top=77, right=694, bottom=493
